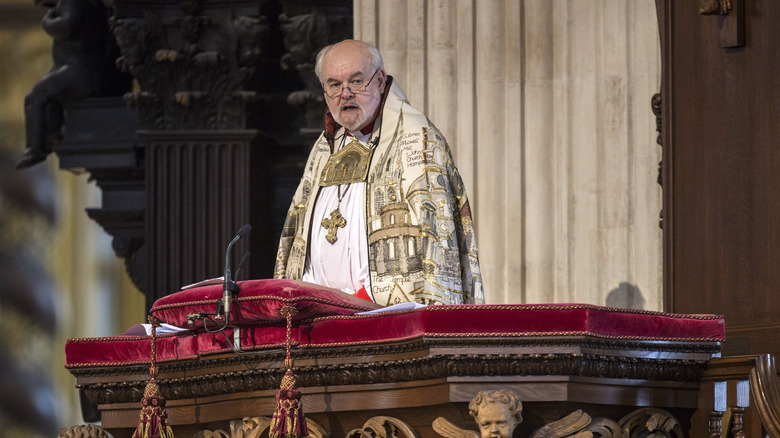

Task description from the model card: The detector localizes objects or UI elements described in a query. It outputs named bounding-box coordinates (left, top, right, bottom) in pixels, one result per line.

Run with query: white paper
left=357, top=302, right=427, bottom=315
left=141, top=323, right=188, bottom=335
left=180, top=276, right=224, bottom=290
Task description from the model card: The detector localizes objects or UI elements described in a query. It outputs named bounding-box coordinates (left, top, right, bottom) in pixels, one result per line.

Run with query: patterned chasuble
left=274, top=79, right=484, bottom=306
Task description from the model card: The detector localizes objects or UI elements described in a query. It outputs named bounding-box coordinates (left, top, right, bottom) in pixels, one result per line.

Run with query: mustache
left=340, top=100, right=361, bottom=110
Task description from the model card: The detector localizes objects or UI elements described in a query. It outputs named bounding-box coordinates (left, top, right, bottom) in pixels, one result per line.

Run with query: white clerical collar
left=345, top=129, right=371, bottom=144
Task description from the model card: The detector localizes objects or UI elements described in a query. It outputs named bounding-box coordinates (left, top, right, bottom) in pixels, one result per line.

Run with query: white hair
left=314, top=40, right=384, bottom=82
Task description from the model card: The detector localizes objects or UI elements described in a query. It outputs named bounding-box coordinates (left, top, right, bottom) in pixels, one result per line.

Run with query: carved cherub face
left=475, top=402, right=519, bottom=438
left=468, top=390, right=523, bottom=438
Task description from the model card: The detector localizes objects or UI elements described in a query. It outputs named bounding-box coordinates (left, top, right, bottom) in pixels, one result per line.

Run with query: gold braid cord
left=132, top=316, right=175, bottom=438
left=269, top=306, right=308, bottom=438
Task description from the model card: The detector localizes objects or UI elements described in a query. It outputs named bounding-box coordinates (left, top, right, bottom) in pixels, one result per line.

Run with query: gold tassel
left=133, top=317, right=175, bottom=438
left=269, top=306, right=309, bottom=438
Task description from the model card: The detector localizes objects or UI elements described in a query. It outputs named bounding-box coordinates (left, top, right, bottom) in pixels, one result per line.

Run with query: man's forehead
left=322, top=49, right=372, bottom=79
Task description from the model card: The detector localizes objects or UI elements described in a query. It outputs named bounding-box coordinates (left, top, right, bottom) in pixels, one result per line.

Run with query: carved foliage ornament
left=76, top=351, right=708, bottom=405
left=433, top=390, right=684, bottom=438
left=196, top=416, right=329, bottom=438
left=58, top=425, right=112, bottom=438
left=111, top=4, right=269, bottom=130
left=75, top=348, right=710, bottom=405
left=197, top=416, right=422, bottom=438
left=346, top=416, right=419, bottom=438
left=60, top=403, right=683, bottom=438
left=278, top=12, right=351, bottom=130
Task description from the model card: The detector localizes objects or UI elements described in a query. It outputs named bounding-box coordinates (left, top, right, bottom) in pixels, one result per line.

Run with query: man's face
left=475, top=403, right=518, bottom=438
left=320, top=42, right=385, bottom=132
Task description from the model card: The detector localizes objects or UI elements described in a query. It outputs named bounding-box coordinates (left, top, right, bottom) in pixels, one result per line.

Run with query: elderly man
left=274, top=39, right=482, bottom=306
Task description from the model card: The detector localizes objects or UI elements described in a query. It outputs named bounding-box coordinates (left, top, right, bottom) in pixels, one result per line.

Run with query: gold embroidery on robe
left=319, top=139, right=374, bottom=186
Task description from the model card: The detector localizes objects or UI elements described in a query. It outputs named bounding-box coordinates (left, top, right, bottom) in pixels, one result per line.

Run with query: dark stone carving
left=18, top=0, right=131, bottom=169
left=112, top=2, right=268, bottom=131
left=279, top=11, right=350, bottom=134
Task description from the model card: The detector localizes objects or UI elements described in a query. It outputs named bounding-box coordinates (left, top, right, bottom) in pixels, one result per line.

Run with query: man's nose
left=340, top=85, right=356, bottom=98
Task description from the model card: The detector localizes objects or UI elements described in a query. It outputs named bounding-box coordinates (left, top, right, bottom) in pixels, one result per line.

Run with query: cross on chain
left=322, top=209, right=347, bottom=244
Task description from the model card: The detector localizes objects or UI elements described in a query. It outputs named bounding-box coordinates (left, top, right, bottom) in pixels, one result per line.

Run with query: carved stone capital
left=111, top=1, right=269, bottom=130
left=278, top=10, right=351, bottom=131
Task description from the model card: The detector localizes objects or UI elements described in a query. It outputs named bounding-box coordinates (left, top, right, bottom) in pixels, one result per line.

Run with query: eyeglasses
left=323, top=69, right=379, bottom=98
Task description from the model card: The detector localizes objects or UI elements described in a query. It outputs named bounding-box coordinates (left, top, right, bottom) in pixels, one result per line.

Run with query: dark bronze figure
left=17, top=0, right=128, bottom=169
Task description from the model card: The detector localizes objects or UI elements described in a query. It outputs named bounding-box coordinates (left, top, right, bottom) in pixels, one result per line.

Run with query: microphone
left=221, top=224, right=251, bottom=319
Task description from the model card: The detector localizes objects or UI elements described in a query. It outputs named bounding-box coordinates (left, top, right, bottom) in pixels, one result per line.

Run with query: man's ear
left=377, top=69, right=387, bottom=86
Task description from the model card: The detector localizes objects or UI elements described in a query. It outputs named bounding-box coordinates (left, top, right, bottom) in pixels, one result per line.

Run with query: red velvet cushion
left=196, top=324, right=291, bottom=356
left=65, top=332, right=198, bottom=368
left=65, top=325, right=291, bottom=368
left=301, top=304, right=727, bottom=347
left=65, top=303, right=725, bottom=368
left=150, top=279, right=382, bottom=328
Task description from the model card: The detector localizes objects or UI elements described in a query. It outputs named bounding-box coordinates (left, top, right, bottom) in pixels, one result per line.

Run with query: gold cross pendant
left=321, top=209, right=347, bottom=244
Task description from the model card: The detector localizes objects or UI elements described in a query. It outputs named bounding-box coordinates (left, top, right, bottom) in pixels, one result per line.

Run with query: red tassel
left=269, top=306, right=308, bottom=438
left=133, top=377, right=175, bottom=438
left=269, top=370, right=309, bottom=438
left=133, top=319, right=175, bottom=438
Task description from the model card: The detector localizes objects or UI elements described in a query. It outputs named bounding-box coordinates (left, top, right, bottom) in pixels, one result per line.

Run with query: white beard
left=333, top=101, right=370, bottom=132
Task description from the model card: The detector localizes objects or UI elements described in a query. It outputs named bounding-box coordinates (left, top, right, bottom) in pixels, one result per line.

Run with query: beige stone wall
left=355, top=0, right=662, bottom=309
